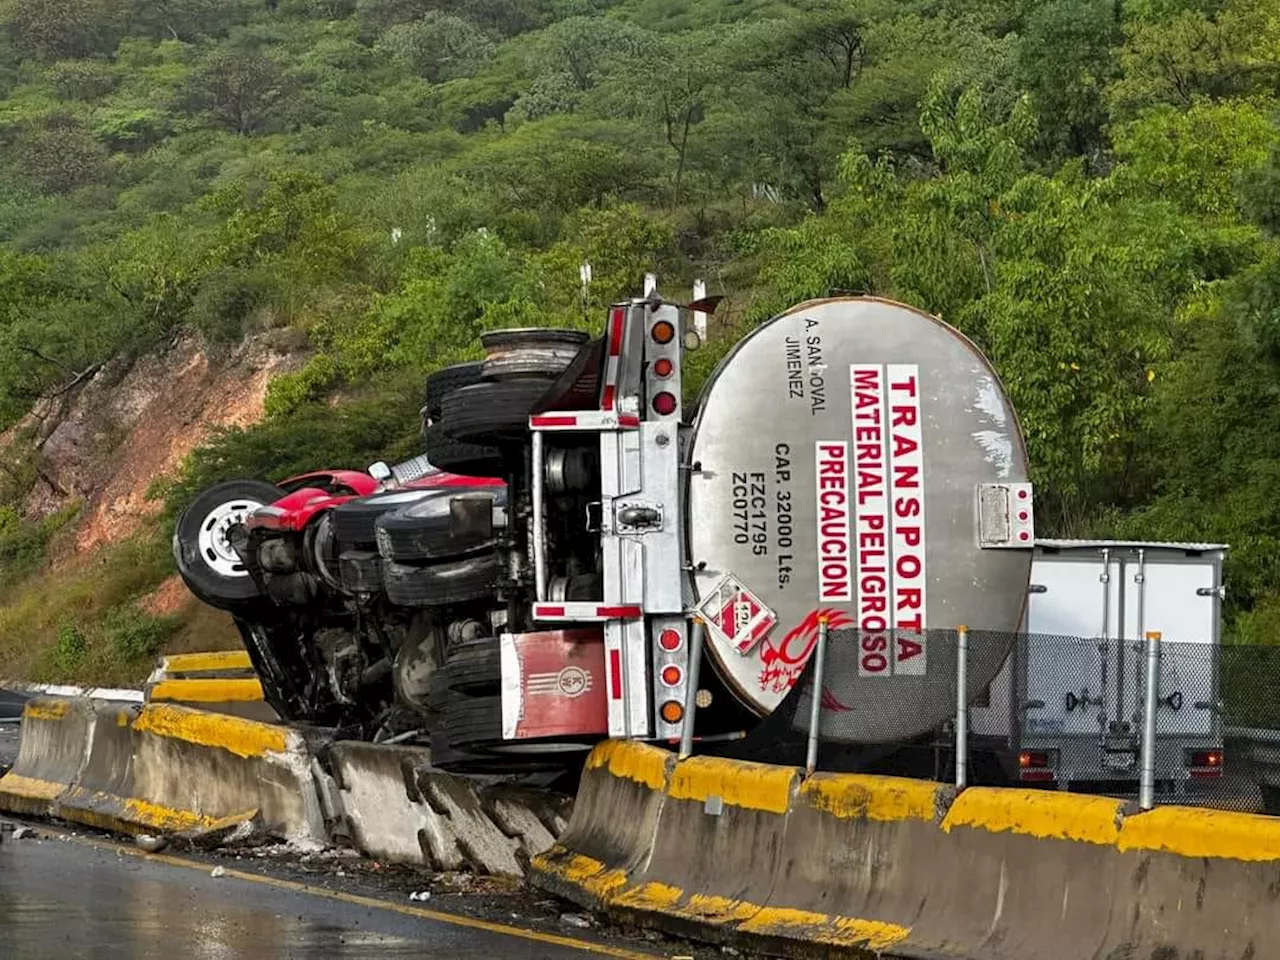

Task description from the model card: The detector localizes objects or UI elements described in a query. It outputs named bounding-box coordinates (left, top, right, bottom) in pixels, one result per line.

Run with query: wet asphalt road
left=0, top=829, right=650, bottom=960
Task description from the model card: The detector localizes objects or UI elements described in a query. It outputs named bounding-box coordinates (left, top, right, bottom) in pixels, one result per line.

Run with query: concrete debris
left=326, top=742, right=564, bottom=877
left=11, top=827, right=36, bottom=840
left=210, top=866, right=226, bottom=878
left=408, top=891, right=431, bottom=902
left=135, top=835, right=168, bottom=854
left=559, top=913, right=591, bottom=930
left=222, top=820, right=258, bottom=847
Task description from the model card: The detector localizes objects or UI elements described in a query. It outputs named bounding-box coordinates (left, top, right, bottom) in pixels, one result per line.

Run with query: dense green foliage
left=2, top=0, right=1280, bottom=637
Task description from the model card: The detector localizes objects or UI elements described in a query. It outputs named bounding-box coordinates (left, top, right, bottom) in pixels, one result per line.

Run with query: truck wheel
left=382, top=553, right=501, bottom=607
left=423, top=423, right=506, bottom=478
left=480, top=329, right=589, bottom=381
left=173, top=479, right=283, bottom=611
left=331, top=489, right=444, bottom=548
left=424, top=362, right=483, bottom=423
left=433, top=638, right=501, bottom=696
left=375, top=488, right=505, bottom=563
left=434, top=691, right=594, bottom=768
left=438, top=379, right=552, bottom=443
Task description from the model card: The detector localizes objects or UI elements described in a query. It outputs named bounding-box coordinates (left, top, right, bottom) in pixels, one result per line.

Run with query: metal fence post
left=956, top=625, right=969, bottom=790
left=805, top=616, right=830, bottom=777
left=679, top=617, right=706, bottom=759
left=1139, top=630, right=1162, bottom=810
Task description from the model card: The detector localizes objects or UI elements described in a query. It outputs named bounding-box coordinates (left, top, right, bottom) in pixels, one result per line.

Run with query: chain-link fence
left=709, top=627, right=1280, bottom=815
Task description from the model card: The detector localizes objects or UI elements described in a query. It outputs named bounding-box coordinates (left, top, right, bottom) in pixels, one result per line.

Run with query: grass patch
left=0, top=503, right=81, bottom=587
left=0, top=525, right=186, bottom=686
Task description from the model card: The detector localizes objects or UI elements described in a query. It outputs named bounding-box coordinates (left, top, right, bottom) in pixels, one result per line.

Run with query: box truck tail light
left=1186, top=749, right=1223, bottom=779
left=660, top=700, right=684, bottom=724
left=652, top=392, right=677, bottom=415
left=651, top=320, right=675, bottom=344
left=1019, top=749, right=1058, bottom=782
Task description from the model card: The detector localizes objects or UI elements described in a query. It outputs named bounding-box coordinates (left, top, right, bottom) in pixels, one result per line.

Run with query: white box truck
left=971, top=540, right=1226, bottom=793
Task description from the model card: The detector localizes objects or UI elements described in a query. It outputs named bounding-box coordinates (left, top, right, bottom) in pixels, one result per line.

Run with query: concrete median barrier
left=0, top=697, right=95, bottom=817
left=0, top=698, right=323, bottom=844
left=326, top=740, right=569, bottom=876
left=532, top=741, right=1280, bottom=959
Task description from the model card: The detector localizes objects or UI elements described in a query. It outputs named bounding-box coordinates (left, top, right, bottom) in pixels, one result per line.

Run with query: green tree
left=183, top=49, right=294, bottom=134
left=379, top=12, right=493, bottom=83
left=12, top=118, right=108, bottom=193
left=1015, top=0, right=1120, bottom=160
left=1, top=0, right=127, bottom=59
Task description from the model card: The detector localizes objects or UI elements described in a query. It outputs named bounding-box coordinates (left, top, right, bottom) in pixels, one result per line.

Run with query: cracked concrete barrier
left=532, top=741, right=1280, bottom=959
left=0, top=697, right=324, bottom=844
left=326, top=741, right=569, bottom=877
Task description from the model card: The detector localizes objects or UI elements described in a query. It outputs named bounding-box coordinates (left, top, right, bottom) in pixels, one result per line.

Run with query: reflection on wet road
left=0, top=831, right=641, bottom=959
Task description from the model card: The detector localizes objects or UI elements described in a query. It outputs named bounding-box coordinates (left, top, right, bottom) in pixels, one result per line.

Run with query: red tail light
left=652, top=392, right=677, bottom=416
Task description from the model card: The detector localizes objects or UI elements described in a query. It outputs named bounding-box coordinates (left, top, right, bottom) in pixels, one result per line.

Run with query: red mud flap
left=500, top=630, right=609, bottom=741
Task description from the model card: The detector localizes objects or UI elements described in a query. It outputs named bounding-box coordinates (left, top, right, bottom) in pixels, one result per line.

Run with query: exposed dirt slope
left=14, top=333, right=300, bottom=554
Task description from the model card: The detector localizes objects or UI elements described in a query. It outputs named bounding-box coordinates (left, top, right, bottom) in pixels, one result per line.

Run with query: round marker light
left=651, top=321, right=675, bottom=345
left=661, top=665, right=682, bottom=686
left=659, top=629, right=682, bottom=651
left=1018, top=531, right=1030, bottom=541
left=1017, top=511, right=1029, bottom=522
left=695, top=689, right=713, bottom=709
left=652, top=392, right=677, bottom=416
left=660, top=700, right=684, bottom=724
left=653, top=358, right=674, bottom=379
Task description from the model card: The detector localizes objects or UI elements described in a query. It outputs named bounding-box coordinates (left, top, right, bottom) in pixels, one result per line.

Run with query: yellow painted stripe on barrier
left=799, top=773, right=942, bottom=823
left=942, top=787, right=1123, bottom=846
left=668, top=755, right=795, bottom=815
left=684, top=894, right=763, bottom=925
left=57, top=788, right=258, bottom=835
left=0, top=773, right=67, bottom=801
left=583, top=739, right=669, bottom=792
left=23, top=699, right=69, bottom=721
left=149, top=678, right=265, bottom=703
left=612, top=881, right=685, bottom=912
left=159, top=650, right=253, bottom=674
left=132, top=703, right=288, bottom=758
left=1118, top=806, right=1280, bottom=862
left=739, top=907, right=911, bottom=951
left=530, top=849, right=632, bottom=902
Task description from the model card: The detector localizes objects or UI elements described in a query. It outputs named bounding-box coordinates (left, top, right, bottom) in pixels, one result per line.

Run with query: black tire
left=438, top=379, right=552, bottom=443
left=423, top=423, right=506, bottom=478
left=338, top=550, right=382, bottom=593
left=331, top=489, right=443, bottom=548
left=424, top=362, right=484, bottom=422
left=438, top=691, right=504, bottom=748
left=173, top=479, right=283, bottom=611
left=480, top=329, right=589, bottom=381
left=433, top=638, right=501, bottom=696
left=432, top=690, right=595, bottom=773
left=375, top=488, right=506, bottom=562
left=382, top=553, right=501, bottom=607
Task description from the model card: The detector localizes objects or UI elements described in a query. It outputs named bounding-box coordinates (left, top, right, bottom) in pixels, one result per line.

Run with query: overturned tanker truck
left=173, top=294, right=1034, bottom=770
